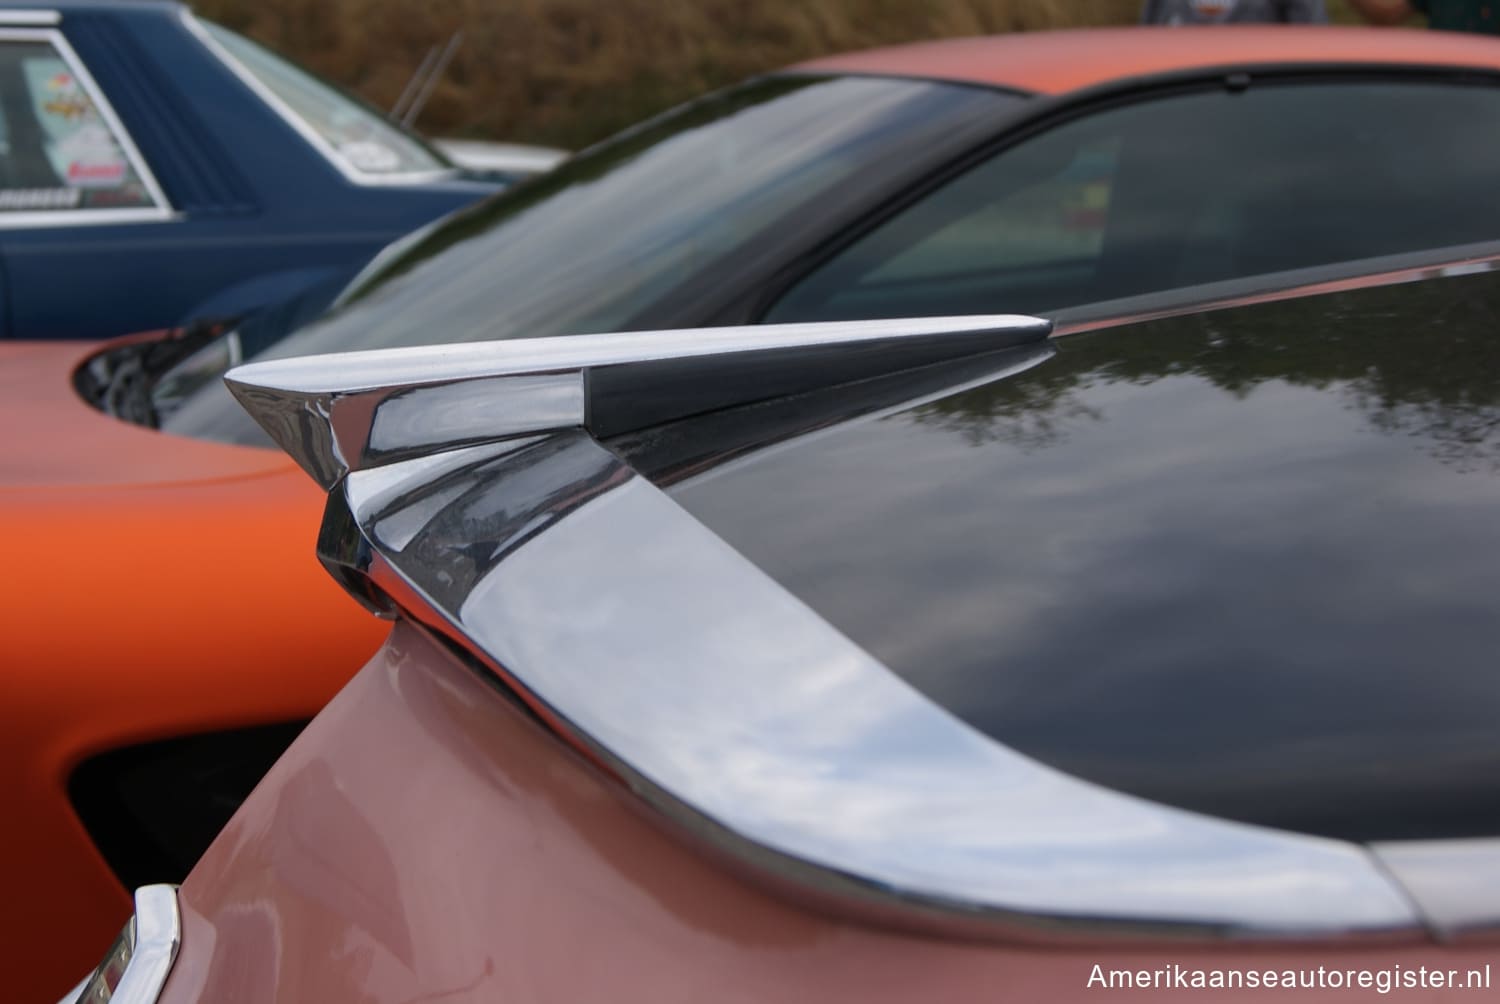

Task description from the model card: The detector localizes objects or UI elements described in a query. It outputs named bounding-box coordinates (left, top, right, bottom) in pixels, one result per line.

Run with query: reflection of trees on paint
left=913, top=272, right=1500, bottom=471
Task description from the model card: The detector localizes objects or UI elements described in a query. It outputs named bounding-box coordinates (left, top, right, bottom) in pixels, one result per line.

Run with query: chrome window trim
left=0, top=8, right=59, bottom=26
left=0, top=206, right=174, bottom=228
left=112, top=885, right=180, bottom=1004
left=180, top=11, right=457, bottom=188
left=228, top=317, right=1430, bottom=940
left=0, top=26, right=175, bottom=228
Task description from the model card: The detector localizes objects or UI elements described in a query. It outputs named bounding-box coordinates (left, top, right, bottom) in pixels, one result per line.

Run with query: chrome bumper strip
left=67, top=885, right=181, bottom=1004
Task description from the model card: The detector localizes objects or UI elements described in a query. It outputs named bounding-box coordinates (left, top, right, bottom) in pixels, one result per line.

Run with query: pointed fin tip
left=226, top=314, right=1053, bottom=488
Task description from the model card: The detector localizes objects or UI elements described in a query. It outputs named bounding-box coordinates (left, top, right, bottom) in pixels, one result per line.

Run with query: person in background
left=1141, top=0, right=1328, bottom=21
left=1348, top=0, right=1497, bottom=31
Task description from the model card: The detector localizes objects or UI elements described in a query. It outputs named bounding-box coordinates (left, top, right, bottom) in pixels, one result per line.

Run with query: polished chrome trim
left=433, top=138, right=569, bottom=176
left=0, top=206, right=175, bottom=228
left=67, top=885, right=181, bottom=1004
left=0, top=27, right=174, bottom=227
left=225, top=314, right=1052, bottom=488
left=1054, top=243, right=1500, bottom=338
left=323, top=432, right=1418, bottom=938
left=1372, top=839, right=1500, bottom=940
left=114, top=885, right=180, bottom=1004
left=0, top=8, right=59, bottom=26
left=180, top=11, right=457, bottom=187
left=228, top=319, right=1422, bottom=939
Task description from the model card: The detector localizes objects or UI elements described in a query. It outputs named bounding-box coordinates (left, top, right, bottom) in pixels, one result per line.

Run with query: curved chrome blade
left=225, top=315, right=1051, bottom=487
left=226, top=314, right=1426, bottom=940
left=319, top=431, right=1420, bottom=939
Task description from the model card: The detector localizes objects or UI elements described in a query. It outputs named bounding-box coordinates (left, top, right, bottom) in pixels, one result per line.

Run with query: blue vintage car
left=0, top=1, right=497, bottom=339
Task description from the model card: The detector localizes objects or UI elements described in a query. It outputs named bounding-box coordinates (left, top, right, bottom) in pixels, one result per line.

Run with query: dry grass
left=192, top=0, right=1139, bottom=146
left=191, top=0, right=1387, bottom=148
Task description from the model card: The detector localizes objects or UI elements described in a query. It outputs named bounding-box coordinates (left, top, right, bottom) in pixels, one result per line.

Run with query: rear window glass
left=767, top=79, right=1500, bottom=321
left=673, top=272, right=1500, bottom=844
left=0, top=38, right=159, bottom=212
left=159, top=76, right=1016, bottom=442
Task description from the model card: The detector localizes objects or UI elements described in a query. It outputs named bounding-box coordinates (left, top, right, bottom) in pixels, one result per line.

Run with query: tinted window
left=0, top=37, right=159, bottom=212
left=767, top=79, right=1500, bottom=321
left=673, top=270, right=1500, bottom=842
left=160, top=76, right=1015, bottom=443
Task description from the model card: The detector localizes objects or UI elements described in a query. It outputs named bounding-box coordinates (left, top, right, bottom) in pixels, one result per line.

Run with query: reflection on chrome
left=229, top=318, right=1437, bottom=940
left=1371, top=839, right=1500, bottom=940
left=224, top=314, right=1051, bottom=488
left=65, top=885, right=180, bottom=1004
left=327, top=433, right=1417, bottom=938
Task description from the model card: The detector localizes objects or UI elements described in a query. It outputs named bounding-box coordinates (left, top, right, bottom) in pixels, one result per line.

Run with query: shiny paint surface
left=162, top=623, right=1496, bottom=1003
left=0, top=338, right=387, bottom=1003
left=667, top=269, right=1500, bottom=844
left=0, top=339, right=286, bottom=485
left=795, top=25, right=1500, bottom=95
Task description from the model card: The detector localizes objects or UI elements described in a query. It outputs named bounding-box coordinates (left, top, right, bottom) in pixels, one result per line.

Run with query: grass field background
left=192, top=0, right=1401, bottom=149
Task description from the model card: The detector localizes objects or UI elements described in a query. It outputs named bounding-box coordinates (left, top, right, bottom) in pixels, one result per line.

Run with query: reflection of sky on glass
left=440, top=438, right=1410, bottom=931
left=774, top=81, right=1500, bottom=319
left=669, top=308, right=1500, bottom=842
left=167, top=78, right=1003, bottom=445
left=268, top=78, right=990, bottom=357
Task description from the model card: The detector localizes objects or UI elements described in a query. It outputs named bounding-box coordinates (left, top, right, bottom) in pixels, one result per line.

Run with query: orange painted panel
left=795, top=26, right=1500, bottom=96
left=0, top=339, right=389, bottom=1002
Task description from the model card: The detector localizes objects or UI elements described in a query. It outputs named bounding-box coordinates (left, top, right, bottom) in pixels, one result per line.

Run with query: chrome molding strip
left=180, top=11, right=456, bottom=188
left=225, top=314, right=1053, bottom=488
left=0, top=206, right=174, bottom=229
left=65, top=885, right=181, bottom=1004
left=1055, top=242, right=1500, bottom=339
left=0, top=8, right=59, bottom=26
left=44, top=28, right=171, bottom=215
left=0, top=27, right=174, bottom=227
left=228, top=317, right=1425, bottom=939
left=1372, top=840, right=1500, bottom=941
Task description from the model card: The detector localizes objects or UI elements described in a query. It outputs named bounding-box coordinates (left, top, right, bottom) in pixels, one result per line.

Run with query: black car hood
left=660, top=269, right=1500, bottom=843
